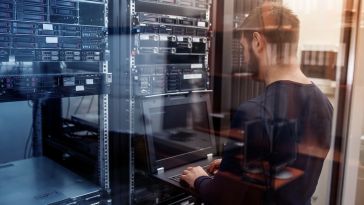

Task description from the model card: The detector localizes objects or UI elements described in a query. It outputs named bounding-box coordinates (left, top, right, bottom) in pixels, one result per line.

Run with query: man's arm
left=181, top=169, right=238, bottom=205
left=180, top=166, right=209, bottom=188
left=193, top=170, right=254, bottom=205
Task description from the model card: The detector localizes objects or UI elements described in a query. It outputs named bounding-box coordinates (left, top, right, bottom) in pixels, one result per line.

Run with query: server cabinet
left=0, top=0, right=111, bottom=204
left=109, top=0, right=214, bottom=204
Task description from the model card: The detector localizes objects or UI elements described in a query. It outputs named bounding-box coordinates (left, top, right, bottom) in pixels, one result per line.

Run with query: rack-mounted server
left=0, top=73, right=111, bottom=102
left=136, top=0, right=210, bottom=10
left=0, top=21, right=107, bottom=62
left=133, top=64, right=207, bottom=95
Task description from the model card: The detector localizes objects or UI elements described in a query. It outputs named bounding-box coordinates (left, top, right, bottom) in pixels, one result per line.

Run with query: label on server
left=191, top=64, right=203, bottom=69
left=76, top=85, right=85, bottom=91
left=192, top=37, right=201, bottom=42
left=197, top=22, right=207, bottom=27
left=183, top=74, right=202, bottom=79
left=43, top=24, right=53, bottom=30
left=86, top=79, right=94, bottom=84
left=46, top=37, right=58, bottom=43
left=159, top=35, right=169, bottom=41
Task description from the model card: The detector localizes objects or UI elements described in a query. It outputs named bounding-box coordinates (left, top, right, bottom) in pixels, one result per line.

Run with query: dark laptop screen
left=148, top=101, right=212, bottom=161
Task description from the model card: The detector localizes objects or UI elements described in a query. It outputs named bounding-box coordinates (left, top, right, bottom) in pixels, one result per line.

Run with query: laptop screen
left=143, top=95, right=215, bottom=171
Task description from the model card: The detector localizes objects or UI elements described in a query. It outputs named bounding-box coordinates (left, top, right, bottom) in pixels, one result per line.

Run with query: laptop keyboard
left=169, top=165, right=211, bottom=182
left=170, top=174, right=182, bottom=182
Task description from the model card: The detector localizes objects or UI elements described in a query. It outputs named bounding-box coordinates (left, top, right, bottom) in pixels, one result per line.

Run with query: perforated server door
left=0, top=0, right=111, bottom=204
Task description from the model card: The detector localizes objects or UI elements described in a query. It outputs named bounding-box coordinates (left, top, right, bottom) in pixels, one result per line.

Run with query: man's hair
left=239, top=2, right=300, bottom=63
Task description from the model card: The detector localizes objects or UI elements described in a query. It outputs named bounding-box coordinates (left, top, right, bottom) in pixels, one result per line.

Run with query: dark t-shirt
left=194, top=81, right=333, bottom=205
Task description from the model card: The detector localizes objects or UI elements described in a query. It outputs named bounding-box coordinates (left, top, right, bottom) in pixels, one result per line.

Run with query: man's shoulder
left=308, top=85, right=334, bottom=116
left=237, top=97, right=263, bottom=112
left=234, top=97, right=264, bottom=121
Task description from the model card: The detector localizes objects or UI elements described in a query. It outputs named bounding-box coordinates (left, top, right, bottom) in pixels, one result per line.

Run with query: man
left=180, top=2, right=333, bottom=205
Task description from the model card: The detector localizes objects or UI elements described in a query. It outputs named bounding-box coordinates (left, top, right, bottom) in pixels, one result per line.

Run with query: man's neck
left=263, top=64, right=312, bottom=86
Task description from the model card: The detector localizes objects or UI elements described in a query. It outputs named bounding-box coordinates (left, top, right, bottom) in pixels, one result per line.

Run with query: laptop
left=142, top=94, right=217, bottom=188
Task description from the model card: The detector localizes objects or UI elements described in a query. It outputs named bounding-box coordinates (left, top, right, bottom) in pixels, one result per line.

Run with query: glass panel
left=284, top=2, right=344, bottom=204
left=0, top=0, right=362, bottom=204
left=216, top=1, right=343, bottom=205
left=343, top=1, right=364, bottom=204
left=125, top=0, right=350, bottom=204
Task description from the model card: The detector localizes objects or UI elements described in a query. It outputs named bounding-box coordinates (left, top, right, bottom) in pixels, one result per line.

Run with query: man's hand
left=180, top=166, right=209, bottom=188
left=207, top=159, right=222, bottom=174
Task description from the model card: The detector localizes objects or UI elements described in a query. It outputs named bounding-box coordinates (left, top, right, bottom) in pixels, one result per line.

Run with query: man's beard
left=244, top=47, right=260, bottom=80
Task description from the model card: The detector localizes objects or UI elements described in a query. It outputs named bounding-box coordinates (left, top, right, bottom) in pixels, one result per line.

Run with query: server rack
left=0, top=0, right=111, bottom=204
left=132, top=0, right=213, bottom=203
left=109, top=0, right=214, bottom=204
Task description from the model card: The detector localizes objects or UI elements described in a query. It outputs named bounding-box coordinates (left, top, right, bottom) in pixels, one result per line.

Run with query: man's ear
left=252, top=32, right=265, bottom=52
